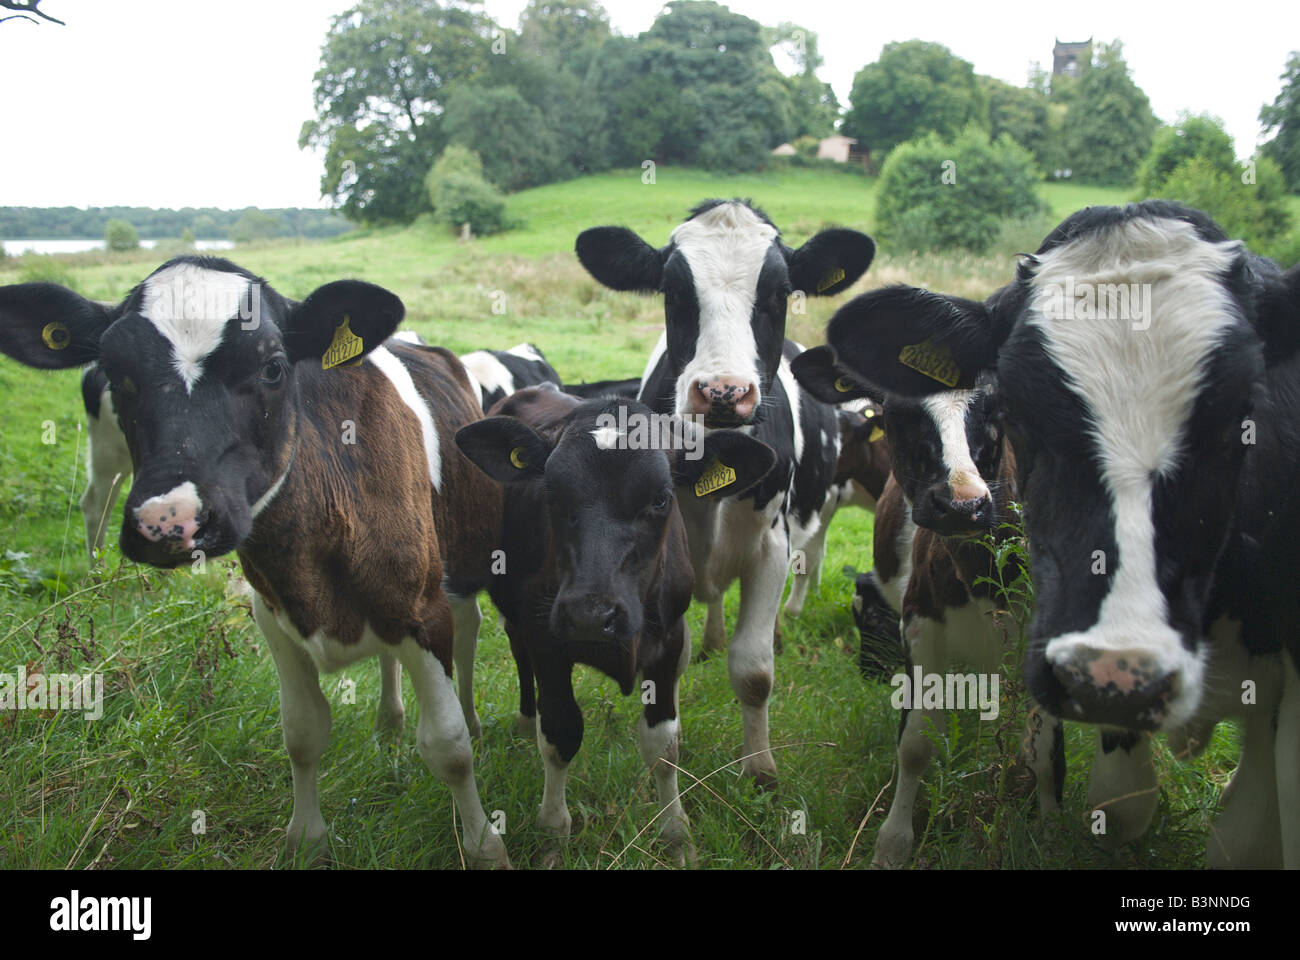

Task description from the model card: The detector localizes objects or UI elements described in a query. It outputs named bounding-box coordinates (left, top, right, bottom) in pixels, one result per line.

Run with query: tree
left=299, top=0, right=498, bottom=223
left=104, top=219, right=138, bottom=252
left=1157, top=155, right=1292, bottom=249
left=843, top=41, right=987, bottom=160
left=875, top=128, right=1046, bottom=254
left=518, top=0, right=610, bottom=61
left=230, top=209, right=282, bottom=245
left=767, top=22, right=838, bottom=140
left=1260, top=51, right=1300, bottom=191
left=1135, top=113, right=1237, bottom=197
left=980, top=76, right=1050, bottom=167
left=441, top=85, right=567, bottom=192
left=1061, top=40, right=1156, bottom=185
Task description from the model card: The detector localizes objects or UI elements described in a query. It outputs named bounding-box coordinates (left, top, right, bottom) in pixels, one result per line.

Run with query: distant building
left=771, top=142, right=797, bottom=156
left=1053, top=38, right=1092, bottom=77
left=771, top=135, right=871, bottom=169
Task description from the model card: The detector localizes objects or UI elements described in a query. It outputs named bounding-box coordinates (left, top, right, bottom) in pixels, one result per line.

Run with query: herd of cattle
left=0, top=197, right=1296, bottom=869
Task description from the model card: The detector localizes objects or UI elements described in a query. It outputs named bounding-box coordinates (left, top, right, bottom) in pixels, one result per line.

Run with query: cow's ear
left=455, top=417, right=551, bottom=483
left=789, top=229, right=875, bottom=298
left=673, top=430, right=776, bottom=501
left=1255, top=262, right=1300, bottom=367
left=0, top=283, right=118, bottom=370
left=575, top=227, right=664, bottom=293
left=825, top=285, right=997, bottom=396
left=283, top=280, right=405, bottom=367
left=790, top=345, right=883, bottom=404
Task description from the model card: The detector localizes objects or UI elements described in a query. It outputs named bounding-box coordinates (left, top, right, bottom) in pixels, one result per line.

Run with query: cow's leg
left=254, top=595, right=331, bottom=860
left=1087, top=730, right=1158, bottom=847
left=1209, top=697, right=1282, bottom=868
left=506, top=623, right=536, bottom=738
left=784, top=508, right=831, bottom=619
left=396, top=637, right=508, bottom=869
left=639, top=618, right=694, bottom=865
left=448, top=593, right=482, bottom=739
left=376, top=652, right=404, bottom=736
left=873, top=614, right=947, bottom=869
left=1024, top=703, right=1064, bottom=817
left=1277, top=655, right=1300, bottom=869
left=81, top=407, right=131, bottom=561
left=730, top=529, right=787, bottom=787
left=534, top=662, right=583, bottom=842
left=700, top=598, right=726, bottom=658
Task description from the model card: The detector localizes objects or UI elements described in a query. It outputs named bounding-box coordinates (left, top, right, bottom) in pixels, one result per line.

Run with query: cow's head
left=457, top=393, right=774, bottom=690
left=0, top=256, right=404, bottom=568
left=796, top=347, right=1002, bottom=536
left=810, top=202, right=1300, bottom=731
left=576, top=200, right=874, bottom=427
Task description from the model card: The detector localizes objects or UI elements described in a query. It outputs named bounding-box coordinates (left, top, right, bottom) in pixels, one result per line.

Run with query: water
left=2, top=238, right=236, bottom=256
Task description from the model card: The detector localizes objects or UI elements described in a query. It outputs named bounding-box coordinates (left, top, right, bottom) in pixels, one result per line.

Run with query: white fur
left=670, top=203, right=777, bottom=416
left=81, top=385, right=132, bottom=558
left=250, top=448, right=294, bottom=519
left=921, top=389, right=988, bottom=500
left=505, top=343, right=544, bottom=363
left=458, top=349, right=515, bottom=411
left=1029, top=218, right=1241, bottom=729
left=367, top=346, right=442, bottom=493
left=140, top=262, right=250, bottom=393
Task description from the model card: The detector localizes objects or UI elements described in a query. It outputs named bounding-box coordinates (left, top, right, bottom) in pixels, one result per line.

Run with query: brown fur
left=835, top=409, right=892, bottom=502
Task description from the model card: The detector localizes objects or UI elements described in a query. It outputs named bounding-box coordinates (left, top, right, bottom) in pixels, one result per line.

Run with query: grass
left=0, top=166, right=1237, bottom=869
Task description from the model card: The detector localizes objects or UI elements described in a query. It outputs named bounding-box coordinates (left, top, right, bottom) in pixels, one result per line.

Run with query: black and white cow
left=813, top=201, right=1300, bottom=868
left=459, top=342, right=562, bottom=412
left=0, top=256, right=509, bottom=868
left=576, top=200, right=874, bottom=784
left=562, top=376, right=642, bottom=400
left=457, top=386, right=774, bottom=863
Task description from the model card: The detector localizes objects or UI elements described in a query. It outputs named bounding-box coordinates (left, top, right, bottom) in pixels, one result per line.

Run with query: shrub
left=426, top=145, right=487, bottom=212
left=432, top=173, right=512, bottom=237
left=18, top=254, right=75, bottom=288
left=104, top=219, right=139, bottom=252
left=1135, top=113, right=1237, bottom=198
left=875, top=128, right=1047, bottom=254
left=1156, top=154, right=1292, bottom=249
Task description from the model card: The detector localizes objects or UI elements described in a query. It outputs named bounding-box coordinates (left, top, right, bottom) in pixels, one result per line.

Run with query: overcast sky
left=2, top=0, right=1295, bottom=210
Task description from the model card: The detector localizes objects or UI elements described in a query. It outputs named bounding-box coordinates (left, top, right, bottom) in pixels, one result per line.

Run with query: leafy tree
left=180, top=227, right=195, bottom=247
left=980, top=76, right=1049, bottom=167
left=843, top=41, right=987, bottom=160
left=1061, top=40, right=1156, bottom=185
left=875, top=128, right=1046, bottom=254
left=432, top=174, right=511, bottom=236
left=299, top=0, right=498, bottom=223
left=230, top=209, right=282, bottom=245
left=1260, top=51, right=1300, bottom=191
left=767, top=22, right=838, bottom=140
left=441, top=84, right=567, bottom=191
left=1157, top=155, right=1292, bottom=249
left=426, top=144, right=487, bottom=211
left=517, top=0, right=610, bottom=61
left=104, top=219, right=138, bottom=252
left=1135, top=113, right=1237, bottom=197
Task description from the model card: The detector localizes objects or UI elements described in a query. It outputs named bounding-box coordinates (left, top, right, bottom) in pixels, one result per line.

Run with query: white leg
left=81, top=403, right=131, bottom=561
left=449, top=594, right=482, bottom=738
left=729, top=529, right=788, bottom=786
left=254, top=594, right=331, bottom=860
left=536, top=723, right=572, bottom=837
left=638, top=624, right=694, bottom=865
left=1277, top=655, right=1300, bottom=868
left=396, top=639, right=508, bottom=868
left=874, top=615, right=947, bottom=869
left=702, top=598, right=726, bottom=655
left=1088, top=731, right=1158, bottom=847
left=376, top=652, right=404, bottom=736
left=784, top=508, right=831, bottom=619
left=1209, top=696, right=1282, bottom=868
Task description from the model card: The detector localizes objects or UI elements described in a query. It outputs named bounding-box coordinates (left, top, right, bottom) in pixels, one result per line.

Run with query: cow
left=575, top=199, right=875, bottom=785
left=458, top=342, right=562, bottom=412
left=456, top=387, right=774, bottom=863
left=797, top=351, right=1163, bottom=866
left=562, top=376, right=642, bottom=400
left=808, top=201, right=1300, bottom=868
left=0, top=256, right=510, bottom=868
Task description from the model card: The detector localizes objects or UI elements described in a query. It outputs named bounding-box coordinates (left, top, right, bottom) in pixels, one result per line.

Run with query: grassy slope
left=0, top=168, right=1231, bottom=870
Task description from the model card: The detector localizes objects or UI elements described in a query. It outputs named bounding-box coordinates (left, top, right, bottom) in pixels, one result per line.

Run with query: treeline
left=0, top=206, right=354, bottom=240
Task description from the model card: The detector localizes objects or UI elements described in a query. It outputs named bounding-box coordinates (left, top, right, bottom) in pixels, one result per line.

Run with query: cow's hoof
left=464, top=829, right=511, bottom=870
left=284, top=818, right=331, bottom=866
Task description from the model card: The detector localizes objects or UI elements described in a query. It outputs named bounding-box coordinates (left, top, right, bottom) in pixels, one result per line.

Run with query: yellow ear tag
left=898, top=338, right=961, bottom=387
left=868, top=425, right=885, bottom=443
left=42, top=322, right=71, bottom=350
left=694, top=458, right=737, bottom=498
left=816, top=267, right=846, bottom=293
left=509, top=447, right=528, bottom=470
left=833, top=376, right=855, bottom=393
left=321, top=315, right=364, bottom=370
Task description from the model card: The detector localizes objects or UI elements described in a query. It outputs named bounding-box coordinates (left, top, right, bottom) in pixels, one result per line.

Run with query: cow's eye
left=647, top=488, right=673, bottom=515
left=261, top=358, right=285, bottom=386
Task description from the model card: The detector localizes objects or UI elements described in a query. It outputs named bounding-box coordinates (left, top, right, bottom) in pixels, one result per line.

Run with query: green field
left=0, top=167, right=1236, bottom=869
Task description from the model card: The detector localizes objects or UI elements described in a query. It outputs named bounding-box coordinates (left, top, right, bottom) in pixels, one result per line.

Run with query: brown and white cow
left=0, top=256, right=508, bottom=867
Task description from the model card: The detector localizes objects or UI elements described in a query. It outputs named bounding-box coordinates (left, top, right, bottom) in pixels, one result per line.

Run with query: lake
left=2, top=238, right=236, bottom=256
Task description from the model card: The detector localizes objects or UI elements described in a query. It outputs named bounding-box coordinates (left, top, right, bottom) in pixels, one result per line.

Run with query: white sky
left=1, top=0, right=1295, bottom=209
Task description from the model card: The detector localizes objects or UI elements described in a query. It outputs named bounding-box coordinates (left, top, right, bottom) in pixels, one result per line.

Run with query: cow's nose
left=564, top=597, right=619, bottom=637
left=1048, top=642, right=1178, bottom=730
left=133, top=482, right=207, bottom=549
left=690, top=377, right=757, bottom=421
left=926, top=488, right=992, bottom=535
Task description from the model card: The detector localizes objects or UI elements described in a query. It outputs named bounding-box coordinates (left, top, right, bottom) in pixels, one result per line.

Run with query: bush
left=875, top=128, right=1047, bottom=254
left=1155, top=154, right=1293, bottom=249
left=432, top=173, right=513, bottom=237
left=1135, top=113, right=1237, bottom=198
left=17, top=254, right=75, bottom=288
left=104, top=219, right=139, bottom=252
left=426, top=145, right=487, bottom=212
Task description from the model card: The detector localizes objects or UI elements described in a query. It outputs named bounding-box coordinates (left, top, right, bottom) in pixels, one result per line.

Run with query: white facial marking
left=590, top=425, right=622, bottom=450
left=1029, top=217, right=1240, bottom=727
left=922, top=390, right=989, bottom=502
left=458, top=349, right=516, bottom=411
left=140, top=263, right=250, bottom=394
left=368, top=346, right=442, bottom=492
left=670, top=203, right=777, bottom=415
left=251, top=448, right=295, bottom=519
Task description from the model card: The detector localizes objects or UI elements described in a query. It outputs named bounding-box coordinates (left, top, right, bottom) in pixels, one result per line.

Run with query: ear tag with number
left=694, top=458, right=737, bottom=498
left=322, top=315, right=364, bottom=369
left=509, top=447, right=529, bottom=470
left=898, top=338, right=961, bottom=387
left=869, top=425, right=885, bottom=443
left=42, top=322, right=71, bottom=351
left=816, top=267, right=846, bottom=293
